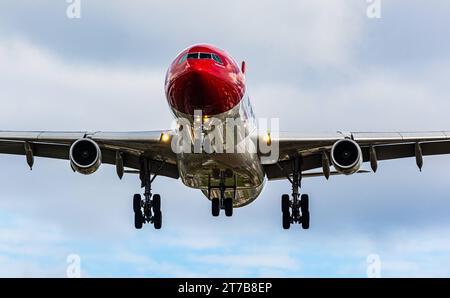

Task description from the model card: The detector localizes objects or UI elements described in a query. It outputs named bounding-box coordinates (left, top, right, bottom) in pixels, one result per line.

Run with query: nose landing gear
left=209, top=170, right=235, bottom=217
left=281, top=157, right=310, bottom=230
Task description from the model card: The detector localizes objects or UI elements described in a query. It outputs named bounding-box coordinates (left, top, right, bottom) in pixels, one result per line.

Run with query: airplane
left=2, top=44, right=450, bottom=230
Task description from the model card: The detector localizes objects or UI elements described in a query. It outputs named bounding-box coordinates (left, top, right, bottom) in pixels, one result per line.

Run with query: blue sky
left=1, top=0, right=450, bottom=277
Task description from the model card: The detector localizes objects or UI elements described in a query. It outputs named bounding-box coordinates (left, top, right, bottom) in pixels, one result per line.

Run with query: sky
left=1, top=0, right=450, bottom=277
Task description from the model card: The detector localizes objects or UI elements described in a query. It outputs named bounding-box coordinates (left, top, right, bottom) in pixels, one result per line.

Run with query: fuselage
left=165, top=44, right=265, bottom=207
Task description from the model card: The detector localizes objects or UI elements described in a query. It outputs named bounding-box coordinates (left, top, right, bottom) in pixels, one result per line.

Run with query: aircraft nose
left=168, top=59, right=242, bottom=116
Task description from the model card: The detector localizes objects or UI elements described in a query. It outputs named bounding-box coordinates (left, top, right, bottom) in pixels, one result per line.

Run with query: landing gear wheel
left=224, top=198, right=233, bottom=217
left=282, top=211, right=291, bottom=229
left=281, top=194, right=290, bottom=213
left=211, top=198, right=220, bottom=217
left=134, top=212, right=143, bottom=229
left=133, top=194, right=141, bottom=213
left=301, top=211, right=310, bottom=229
left=300, top=194, right=309, bottom=214
left=153, top=194, right=161, bottom=212
left=153, top=211, right=162, bottom=229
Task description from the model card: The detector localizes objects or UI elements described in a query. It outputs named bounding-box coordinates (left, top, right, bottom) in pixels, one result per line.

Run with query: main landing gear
left=209, top=169, right=235, bottom=217
left=133, top=158, right=163, bottom=230
left=281, top=157, right=310, bottom=230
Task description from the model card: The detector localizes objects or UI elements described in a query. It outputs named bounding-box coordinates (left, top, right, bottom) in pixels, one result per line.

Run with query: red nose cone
left=165, top=45, right=245, bottom=116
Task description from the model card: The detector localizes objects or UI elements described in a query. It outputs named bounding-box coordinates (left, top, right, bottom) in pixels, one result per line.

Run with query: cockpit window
left=212, top=53, right=223, bottom=64
left=178, top=53, right=188, bottom=64
left=199, top=53, right=212, bottom=59
left=178, top=52, right=223, bottom=65
left=187, top=53, right=199, bottom=59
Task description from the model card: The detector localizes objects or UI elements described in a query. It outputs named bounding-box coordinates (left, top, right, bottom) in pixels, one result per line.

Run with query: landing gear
left=132, top=158, right=164, bottom=230
left=211, top=198, right=220, bottom=217
left=282, top=210, right=291, bottom=229
left=153, top=194, right=161, bottom=212
left=208, top=170, right=235, bottom=217
left=281, top=194, right=290, bottom=213
left=300, top=194, right=310, bottom=230
left=133, top=194, right=142, bottom=213
left=153, top=210, right=162, bottom=229
left=224, top=198, right=233, bottom=217
left=281, top=157, right=310, bottom=230
left=281, top=194, right=291, bottom=229
left=134, top=209, right=143, bottom=229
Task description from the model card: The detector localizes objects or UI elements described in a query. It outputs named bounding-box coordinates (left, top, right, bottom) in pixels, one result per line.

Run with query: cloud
left=0, top=0, right=365, bottom=74
left=0, top=38, right=171, bottom=131
left=0, top=216, right=71, bottom=277
left=252, top=62, right=450, bottom=131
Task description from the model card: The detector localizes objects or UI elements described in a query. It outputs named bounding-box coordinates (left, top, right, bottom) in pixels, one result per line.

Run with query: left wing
left=263, top=131, right=450, bottom=180
left=0, top=130, right=179, bottom=179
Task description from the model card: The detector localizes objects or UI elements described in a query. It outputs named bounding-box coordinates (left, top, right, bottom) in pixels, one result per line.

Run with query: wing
left=263, top=131, right=450, bottom=180
left=0, top=130, right=179, bottom=179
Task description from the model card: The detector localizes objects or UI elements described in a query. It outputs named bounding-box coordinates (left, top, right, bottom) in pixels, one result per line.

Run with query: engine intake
left=330, top=139, right=362, bottom=175
left=69, top=138, right=102, bottom=175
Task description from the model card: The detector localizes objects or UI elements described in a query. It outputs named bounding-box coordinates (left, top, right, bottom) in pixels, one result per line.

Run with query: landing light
left=263, top=133, right=272, bottom=146
left=160, top=132, right=171, bottom=143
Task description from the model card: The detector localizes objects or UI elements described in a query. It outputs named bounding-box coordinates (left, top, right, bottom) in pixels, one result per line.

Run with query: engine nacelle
left=69, top=138, right=102, bottom=175
left=330, top=139, right=362, bottom=175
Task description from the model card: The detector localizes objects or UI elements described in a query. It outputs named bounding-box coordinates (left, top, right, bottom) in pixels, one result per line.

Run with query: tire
left=153, top=194, right=161, bottom=212
left=133, top=194, right=141, bottom=213
left=282, top=211, right=291, bottom=230
left=134, top=212, right=143, bottom=229
left=211, top=198, right=220, bottom=217
left=300, top=194, right=309, bottom=213
left=301, top=211, right=310, bottom=230
left=281, top=194, right=290, bottom=213
left=153, top=211, right=162, bottom=229
left=224, top=198, right=233, bottom=217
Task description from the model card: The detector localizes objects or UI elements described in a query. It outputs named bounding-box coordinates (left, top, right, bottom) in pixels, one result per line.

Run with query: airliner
left=2, top=44, right=450, bottom=230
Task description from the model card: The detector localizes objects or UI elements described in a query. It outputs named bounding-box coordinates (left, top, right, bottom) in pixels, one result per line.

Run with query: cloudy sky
left=1, top=0, right=450, bottom=277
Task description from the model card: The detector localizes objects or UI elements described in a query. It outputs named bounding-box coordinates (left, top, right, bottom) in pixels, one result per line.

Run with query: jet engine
left=330, top=139, right=362, bottom=175
left=69, top=138, right=102, bottom=175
